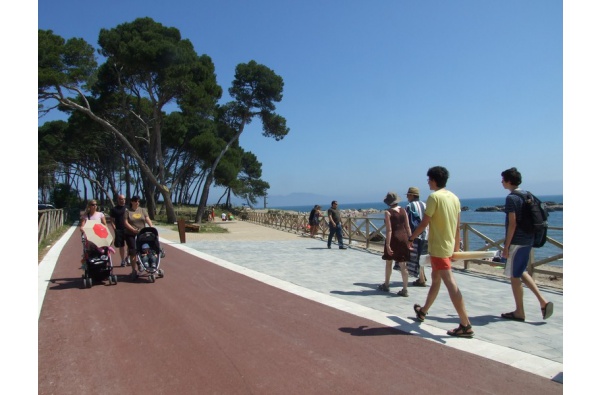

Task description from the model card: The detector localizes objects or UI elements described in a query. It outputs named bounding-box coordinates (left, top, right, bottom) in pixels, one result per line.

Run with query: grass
left=38, top=224, right=71, bottom=263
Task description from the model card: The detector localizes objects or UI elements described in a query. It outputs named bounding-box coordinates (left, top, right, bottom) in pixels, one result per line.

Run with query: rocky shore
left=474, top=202, right=563, bottom=212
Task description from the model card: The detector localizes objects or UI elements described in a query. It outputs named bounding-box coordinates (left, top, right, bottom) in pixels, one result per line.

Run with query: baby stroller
left=134, top=227, right=165, bottom=283
left=81, top=234, right=117, bottom=288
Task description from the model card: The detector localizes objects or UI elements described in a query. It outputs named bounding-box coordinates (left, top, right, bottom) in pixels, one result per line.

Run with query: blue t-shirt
left=505, top=191, right=534, bottom=246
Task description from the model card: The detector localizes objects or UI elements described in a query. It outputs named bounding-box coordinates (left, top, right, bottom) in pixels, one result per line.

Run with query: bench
left=185, top=223, right=200, bottom=232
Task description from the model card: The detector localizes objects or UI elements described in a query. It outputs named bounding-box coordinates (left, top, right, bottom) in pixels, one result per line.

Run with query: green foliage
left=38, top=29, right=97, bottom=92
left=50, top=183, right=81, bottom=209
left=229, top=60, right=284, bottom=110
left=39, top=19, right=289, bottom=223
left=97, top=17, right=222, bottom=115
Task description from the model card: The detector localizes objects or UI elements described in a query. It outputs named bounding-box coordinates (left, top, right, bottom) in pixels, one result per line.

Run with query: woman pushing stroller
left=124, top=195, right=153, bottom=278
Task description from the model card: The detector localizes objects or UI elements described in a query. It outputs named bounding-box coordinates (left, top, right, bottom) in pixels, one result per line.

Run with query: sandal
left=500, top=312, right=525, bottom=322
left=377, top=283, right=390, bottom=292
left=542, top=301, right=554, bottom=320
left=412, top=279, right=426, bottom=287
left=447, top=324, right=474, bottom=338
left=413, top=304, right=427, bottom=322
left=397, top=289, right=408, bottom=297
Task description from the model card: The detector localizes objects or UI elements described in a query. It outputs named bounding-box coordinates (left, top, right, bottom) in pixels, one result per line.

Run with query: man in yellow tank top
left=408, top=166, right=474, bottom=338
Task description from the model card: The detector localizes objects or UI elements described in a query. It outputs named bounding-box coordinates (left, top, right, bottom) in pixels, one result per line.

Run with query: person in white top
left=79, top=199, right=107, bottom=232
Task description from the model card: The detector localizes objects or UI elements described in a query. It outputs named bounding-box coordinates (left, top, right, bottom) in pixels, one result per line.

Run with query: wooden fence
left=245, top=211, right=563, bottom=278
left=38, top=209, right=65, bottom=245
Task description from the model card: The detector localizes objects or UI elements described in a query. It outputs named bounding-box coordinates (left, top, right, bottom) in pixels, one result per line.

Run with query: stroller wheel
left=82, top=278, right=87, bottom=289
left=85, top=277, right=93, bottom=288
left=148, top=274, right=155, bottom=283
left=157, top=269, right=164, bottom=278
left=111, top=275, right=118, bottom=285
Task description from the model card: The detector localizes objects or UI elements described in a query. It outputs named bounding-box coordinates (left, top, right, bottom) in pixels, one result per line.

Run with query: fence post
left=177, top=218, right=186, bottom=243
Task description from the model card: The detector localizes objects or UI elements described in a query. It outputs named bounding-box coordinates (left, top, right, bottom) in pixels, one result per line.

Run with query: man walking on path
left=110, top=194, right=128, bottom=267
left=408, top=166, right=474, bottom=338
left=327, top=201, right=347, bottom=249
left=499, top=167, right=553, bottom=322
left=403, top=187, right=428, bottom=286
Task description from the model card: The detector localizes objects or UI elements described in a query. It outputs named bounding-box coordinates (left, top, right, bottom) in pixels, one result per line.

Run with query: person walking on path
left=408, top=166, right=474, bottom=338
left=79, top=199, right=107, bottom=231
left=124, top=195, right=153, bottom=278
left=403, top=187, right=429, bottom=286
left=378, top=192, right=411, bottom=296
left=499, top=167, right=553, bottom=322
left=110, top=194, right=128, bottom=267
left=309, top=205, right=321, bottom=238
left=327, top=201, right=347, bottom=249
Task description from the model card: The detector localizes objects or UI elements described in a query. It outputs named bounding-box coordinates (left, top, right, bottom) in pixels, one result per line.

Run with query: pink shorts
left=430, top=256, right=452, bottom=271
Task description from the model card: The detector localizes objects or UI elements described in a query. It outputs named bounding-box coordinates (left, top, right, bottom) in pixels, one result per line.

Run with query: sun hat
left=383, top=192, right=400, bottom=206
left=406, top=187, right=420, bottom=196
left=142, top=243, right=150, bottom=249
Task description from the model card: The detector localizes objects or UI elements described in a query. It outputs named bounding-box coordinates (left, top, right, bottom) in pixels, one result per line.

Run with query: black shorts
left=126, top=233, right=137, bottom=255
left=114, top=229, right=126, bottom=248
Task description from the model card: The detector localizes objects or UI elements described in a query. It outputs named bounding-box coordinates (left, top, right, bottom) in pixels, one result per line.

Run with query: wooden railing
left=459, top=222, right=563, bottom=277
left=245, top=211, right=563, bottom=278
left=38, top=209, right=65, bottom=245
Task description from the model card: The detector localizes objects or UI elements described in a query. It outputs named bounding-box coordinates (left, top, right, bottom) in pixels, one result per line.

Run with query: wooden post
left=177, top=218, right=186, bottom=243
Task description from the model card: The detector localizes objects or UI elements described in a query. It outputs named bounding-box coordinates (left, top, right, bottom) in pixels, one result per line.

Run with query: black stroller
left=134, top=227, right=165, bottom=282
left=81, top=234, right=117, bottom=288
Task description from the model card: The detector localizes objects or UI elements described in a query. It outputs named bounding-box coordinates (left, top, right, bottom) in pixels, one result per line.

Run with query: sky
left=33, top=0, right=566, bottom=204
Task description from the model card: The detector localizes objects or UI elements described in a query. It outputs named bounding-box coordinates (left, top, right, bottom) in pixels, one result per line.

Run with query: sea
left=269, top=195, right=563, bottom=268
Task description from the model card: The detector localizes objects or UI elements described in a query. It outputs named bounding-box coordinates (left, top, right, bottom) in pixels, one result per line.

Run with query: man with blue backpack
left=400, top=187, right=429, bottom=286
left=499, top=167, right=553, bottom=322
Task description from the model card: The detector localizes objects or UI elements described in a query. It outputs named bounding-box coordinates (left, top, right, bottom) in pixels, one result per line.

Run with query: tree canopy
left=39, top=18, right=289, bottom=223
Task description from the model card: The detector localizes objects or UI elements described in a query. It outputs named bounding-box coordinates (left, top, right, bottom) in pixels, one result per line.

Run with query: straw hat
left=383, top=192, right=400, bottom=206
left=406, top=187, right=420, bottom=196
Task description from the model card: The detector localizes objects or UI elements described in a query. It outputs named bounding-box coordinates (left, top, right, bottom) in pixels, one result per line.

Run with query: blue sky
left=35, top=0, right=567, bottom=203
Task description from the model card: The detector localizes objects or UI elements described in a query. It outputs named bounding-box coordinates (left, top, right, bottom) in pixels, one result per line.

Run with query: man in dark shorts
left=110, top=194, right=128, bottom=267
left=499, top=167, right=553, bottom=322
left=327, top=201, right=347, bottom=249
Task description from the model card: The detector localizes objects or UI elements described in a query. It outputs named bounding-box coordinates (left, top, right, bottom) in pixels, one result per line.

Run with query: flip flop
left=542, top=301, right=554, bottom=320
left=500, top=312, right=525, bottom=322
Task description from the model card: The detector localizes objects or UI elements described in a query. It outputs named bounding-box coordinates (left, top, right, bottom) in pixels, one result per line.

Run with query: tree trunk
left=194, top=172, right=213, bottom=224
left=55, top=96, right=179, bottom=223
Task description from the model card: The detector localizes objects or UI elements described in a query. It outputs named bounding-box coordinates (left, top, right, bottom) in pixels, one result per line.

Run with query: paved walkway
left=38, top=220, right=563, bottom=393
left=154, top=221, right=563, bottom=382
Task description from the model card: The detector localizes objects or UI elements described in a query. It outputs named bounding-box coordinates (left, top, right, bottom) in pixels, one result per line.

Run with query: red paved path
left=39, top=231, right=561, bottom=394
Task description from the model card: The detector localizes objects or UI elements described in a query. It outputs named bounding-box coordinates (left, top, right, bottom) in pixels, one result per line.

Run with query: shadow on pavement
left=338, top=325, right=410, bottom=337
